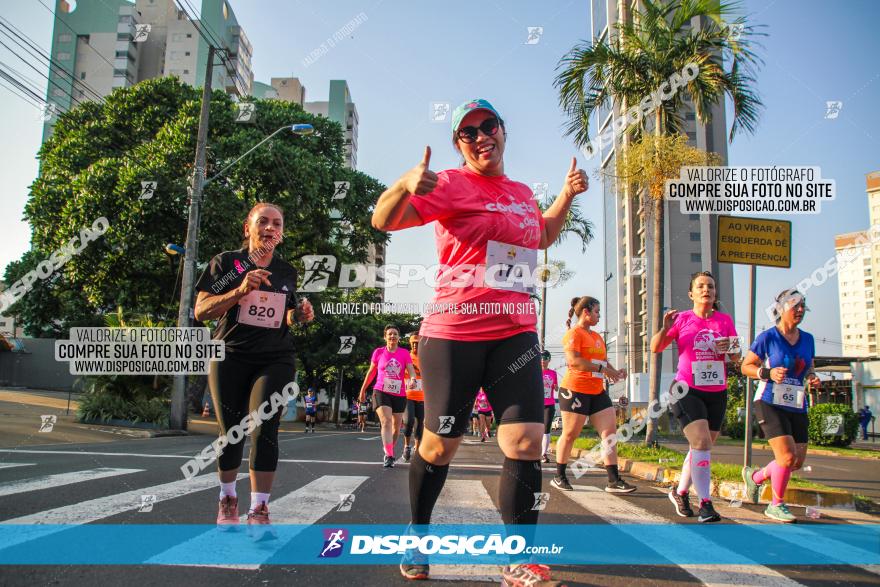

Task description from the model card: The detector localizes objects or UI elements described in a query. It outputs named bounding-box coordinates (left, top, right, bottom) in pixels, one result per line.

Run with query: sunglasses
left=457, top=117, right=500, bottom=143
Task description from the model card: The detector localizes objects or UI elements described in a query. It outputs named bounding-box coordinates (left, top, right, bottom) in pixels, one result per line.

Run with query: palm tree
left=554, top=0, right=763, bottom=444
left=536, top=196, right=593, bottom=349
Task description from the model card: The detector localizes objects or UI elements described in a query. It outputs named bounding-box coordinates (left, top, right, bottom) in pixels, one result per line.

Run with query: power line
left=31, top=0, right=119, bottom=77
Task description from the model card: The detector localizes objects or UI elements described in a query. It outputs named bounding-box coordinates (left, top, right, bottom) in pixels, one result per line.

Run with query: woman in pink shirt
left=540, top=350, right=559, bottom=463
left=358, top=325, right=417, bottom=468
left=650, top=271, right=740, bottom=523
left=372, top=99, right=588, bottom=584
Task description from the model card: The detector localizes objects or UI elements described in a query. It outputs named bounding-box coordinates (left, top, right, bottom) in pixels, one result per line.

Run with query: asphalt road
left=0, top=425, right=878, bottom=586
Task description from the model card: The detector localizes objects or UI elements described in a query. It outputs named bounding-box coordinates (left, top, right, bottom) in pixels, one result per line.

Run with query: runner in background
left=194, top=203, right=314, bottom=528
left=475, top=388, right=493, bottom=442
left=650, top=271, right=739, bottom=522
left=358, top=325, right=417, bottom=468
left=741, top=289, right=819, bottom=523
left=403, top=334, right=425, bottom=462
left=356, top=397, right=367, bottom=432
left=540, top=350, right=558, bottom=463
left=553, top=297, right=634, bottom=493
left=470, top=407, right=480, bottom=436
left=372, top=97, right=588, bottom=583
left=303, top=387, right=317, bottom=433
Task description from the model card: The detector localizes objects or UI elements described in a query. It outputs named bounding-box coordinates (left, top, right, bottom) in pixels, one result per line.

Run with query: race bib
left=383, top=379, right=402, bottom=394
left=410, top=379, right=423, bottom=391
left=485, top=240, right=538, bottom=294
left=772, top=383, right=805, bottom=409
left=238, top=290, right=286, bottom=328
left=692, top=360, right=724, bottom=386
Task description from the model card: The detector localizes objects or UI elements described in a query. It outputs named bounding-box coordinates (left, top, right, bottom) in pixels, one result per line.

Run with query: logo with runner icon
left=319, top=528, right=348, bottom=558
left=437, top=416, right=455, bottom=434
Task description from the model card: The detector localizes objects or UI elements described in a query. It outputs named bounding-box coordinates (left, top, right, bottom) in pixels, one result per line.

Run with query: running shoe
left=480, top=435, right=487, bottom=443
left=246, top=503, right=277, bottom=541
left=403, top=446, right=412, bottom=463
left=741, top=465, right=761, bottom=504
left=541, top=454, right=551, bottom=464
left=764, top=503, right=797, bottom=523
left=605, top=479, right=637, bottom=493
left=216, top=495, right=239, bottom=526
left=697, top=500, right=721, bottom=523
left=500, top=563, right=552, bottom=586
left=551, top=476, right=573, bottom=491
left=400, top=562, right=430, bottom=580
left=384, top=455, right=395, bottom=468
left=668, top=490, right=694, bottom=517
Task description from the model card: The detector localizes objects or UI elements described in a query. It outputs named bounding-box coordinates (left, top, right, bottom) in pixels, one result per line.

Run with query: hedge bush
left=808, top=403, right=859, bottom=447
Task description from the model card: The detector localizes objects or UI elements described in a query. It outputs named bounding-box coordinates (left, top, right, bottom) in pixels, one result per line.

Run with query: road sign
left=717, top=215, right=791, bottom=268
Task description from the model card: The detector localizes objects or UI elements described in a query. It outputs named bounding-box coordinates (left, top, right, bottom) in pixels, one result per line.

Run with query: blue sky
left=0, top=0, right=878, bottom=360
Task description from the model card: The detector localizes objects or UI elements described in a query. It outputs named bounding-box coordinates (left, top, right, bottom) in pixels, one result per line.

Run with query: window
left=80, top=71, right=86, bottom=79
left=58, top=34, right=72, bottom=43
left=689, top=232, right=700, bottom=241
left=187, top=33, right=192, bottom=38
left=690, top=253, right=701, bottom=263
left=57, top=52, right=71, bottom=60
left=185, top=51, right=191, bottom=56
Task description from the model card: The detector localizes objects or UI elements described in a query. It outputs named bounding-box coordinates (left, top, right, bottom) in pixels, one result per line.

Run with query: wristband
left=758, top=367, right=771, bottom=381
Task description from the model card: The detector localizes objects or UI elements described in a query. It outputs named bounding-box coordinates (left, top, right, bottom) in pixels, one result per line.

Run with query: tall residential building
left=44, top=0, right=253, bottom=139
left=835, top=171, right=880, bottom=357
left=591, top=0, right=735, bottom=401
left=835, top=231, right=875, bottom=356
left=304, top=80, right=359, bottom=170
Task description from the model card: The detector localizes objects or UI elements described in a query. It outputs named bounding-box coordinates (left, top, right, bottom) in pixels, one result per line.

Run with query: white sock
left=541, top=433, right=550, bottom=455
left=690, top=449, right=712, bottom=503
left=219, top=481, right=236, bottom=499
left=250, top=492, right=270, bottom=511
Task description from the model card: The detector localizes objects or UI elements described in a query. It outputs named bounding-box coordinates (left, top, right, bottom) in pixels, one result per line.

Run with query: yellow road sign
left=716, top=215, right=791, bottom=268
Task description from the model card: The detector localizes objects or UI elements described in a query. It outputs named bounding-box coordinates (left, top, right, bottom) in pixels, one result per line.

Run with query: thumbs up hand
left=402, top=146, right=439, bottom=195
left=561, top=157, right=588, bottom=198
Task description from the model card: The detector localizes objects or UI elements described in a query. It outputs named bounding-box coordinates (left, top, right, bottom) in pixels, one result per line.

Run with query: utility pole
left=170, top=46, right=215, bottom=431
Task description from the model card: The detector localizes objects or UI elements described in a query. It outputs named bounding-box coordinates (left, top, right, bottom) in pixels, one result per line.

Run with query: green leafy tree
left=5, top=76, right=386, bottom=335
left=555, top=0, right=764, bottom=444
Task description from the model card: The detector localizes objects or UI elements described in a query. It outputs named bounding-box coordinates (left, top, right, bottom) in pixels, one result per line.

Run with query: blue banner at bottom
left=0, top=524, right=877, bottom=565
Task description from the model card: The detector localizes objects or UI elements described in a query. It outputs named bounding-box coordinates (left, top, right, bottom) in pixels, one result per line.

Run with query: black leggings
left=404, top=399, right=425, bottom=441
left=543, top=405, right=555, bottom=434
left=208, top=353, right=294, bottom=472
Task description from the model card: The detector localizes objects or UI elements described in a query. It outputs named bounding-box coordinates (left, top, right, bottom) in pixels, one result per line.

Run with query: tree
left=5, top=76, right=387, bottom=335
left=555, top=0, right=763, bottom=444
left=535, top=196, right=593, bottom=349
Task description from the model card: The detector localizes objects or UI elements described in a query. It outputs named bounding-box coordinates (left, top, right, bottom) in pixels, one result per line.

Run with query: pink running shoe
left=217, top=495, right=239, bottom=525
left=246, top=502, right=277, bottom=541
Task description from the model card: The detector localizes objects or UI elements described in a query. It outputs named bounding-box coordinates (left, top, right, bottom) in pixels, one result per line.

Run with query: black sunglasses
left=457, top=117, right=500, bottom=143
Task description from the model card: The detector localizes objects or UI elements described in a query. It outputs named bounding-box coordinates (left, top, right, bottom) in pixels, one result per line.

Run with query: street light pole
left=170, top=45, right=215, bottom=431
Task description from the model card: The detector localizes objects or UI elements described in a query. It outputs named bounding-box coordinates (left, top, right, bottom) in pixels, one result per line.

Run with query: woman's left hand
left=561, top=157, right=589, bottom=198
left=806, top=373, right=821, bottom=388
left=294, top=298, right=315, bottom=324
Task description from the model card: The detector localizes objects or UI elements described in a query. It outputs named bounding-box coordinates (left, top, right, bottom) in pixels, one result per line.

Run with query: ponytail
left=567, top=296, right=600, bottom=328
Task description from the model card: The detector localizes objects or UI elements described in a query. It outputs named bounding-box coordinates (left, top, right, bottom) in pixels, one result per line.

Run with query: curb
left=741, top=442, right=880, bottom=460
left=569, top=447, right=856, bottom=509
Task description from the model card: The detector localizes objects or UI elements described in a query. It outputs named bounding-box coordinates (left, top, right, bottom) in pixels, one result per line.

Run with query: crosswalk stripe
left=557, top=486, right=804, bottom=587
left=0, top=472, right=247, bottom=552
left=0, top=463, right=35, bottom=470
left=0, top=468, right=142, bottom=498
left=147, top=474, right=369, bottom=569
left=431, top=479, right=501, bottom=582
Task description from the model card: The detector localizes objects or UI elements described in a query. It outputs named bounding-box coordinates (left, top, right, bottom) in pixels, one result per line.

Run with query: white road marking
left=0, top=467, right=142, bottom=497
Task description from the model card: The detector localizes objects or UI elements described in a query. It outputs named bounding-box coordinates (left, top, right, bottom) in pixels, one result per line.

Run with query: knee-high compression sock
left=408, top=451, right=450, bottom=524
left=690, top=449, right=712, bottom=503
left=676, top=450, right=692, bottom=495
left=541, top=434, right=550, bottom=455
left=755, top=461, right=791, bottom=505
left=499, top=458, right=543, bottom=525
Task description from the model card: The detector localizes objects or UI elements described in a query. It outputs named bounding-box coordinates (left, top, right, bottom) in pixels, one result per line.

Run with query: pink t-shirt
left=370, top=346, right=413, bottom=396
left=475, top=389, right=492, bottom=412
left=409, top=167, right=545, bottom=341
left=666, top=310, right=737, bottom=392
left=542, top=369, right=559, bottom=406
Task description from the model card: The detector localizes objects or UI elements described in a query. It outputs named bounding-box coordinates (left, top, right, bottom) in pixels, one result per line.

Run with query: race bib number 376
left=692, top=360, right=724, bottom=386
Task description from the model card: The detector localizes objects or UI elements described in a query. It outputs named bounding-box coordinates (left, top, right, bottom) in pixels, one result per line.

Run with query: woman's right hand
left=770, top=367, right=788, bottom=383
left=662, top=309, right=678, bottom=330
left=401, top=146, right=438, bottom=195
left=358, top=390, right=367, bottom=404
left=235, top=269, right=272, bottom=297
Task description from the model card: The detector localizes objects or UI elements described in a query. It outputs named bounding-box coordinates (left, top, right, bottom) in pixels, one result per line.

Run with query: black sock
left=408, top=450, right=449, bottom=524
left=606, top=464, right=619, bottom=483
left=556, top=462, right=567, bottom=479
left=499, top=457, right=543, bottom=525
